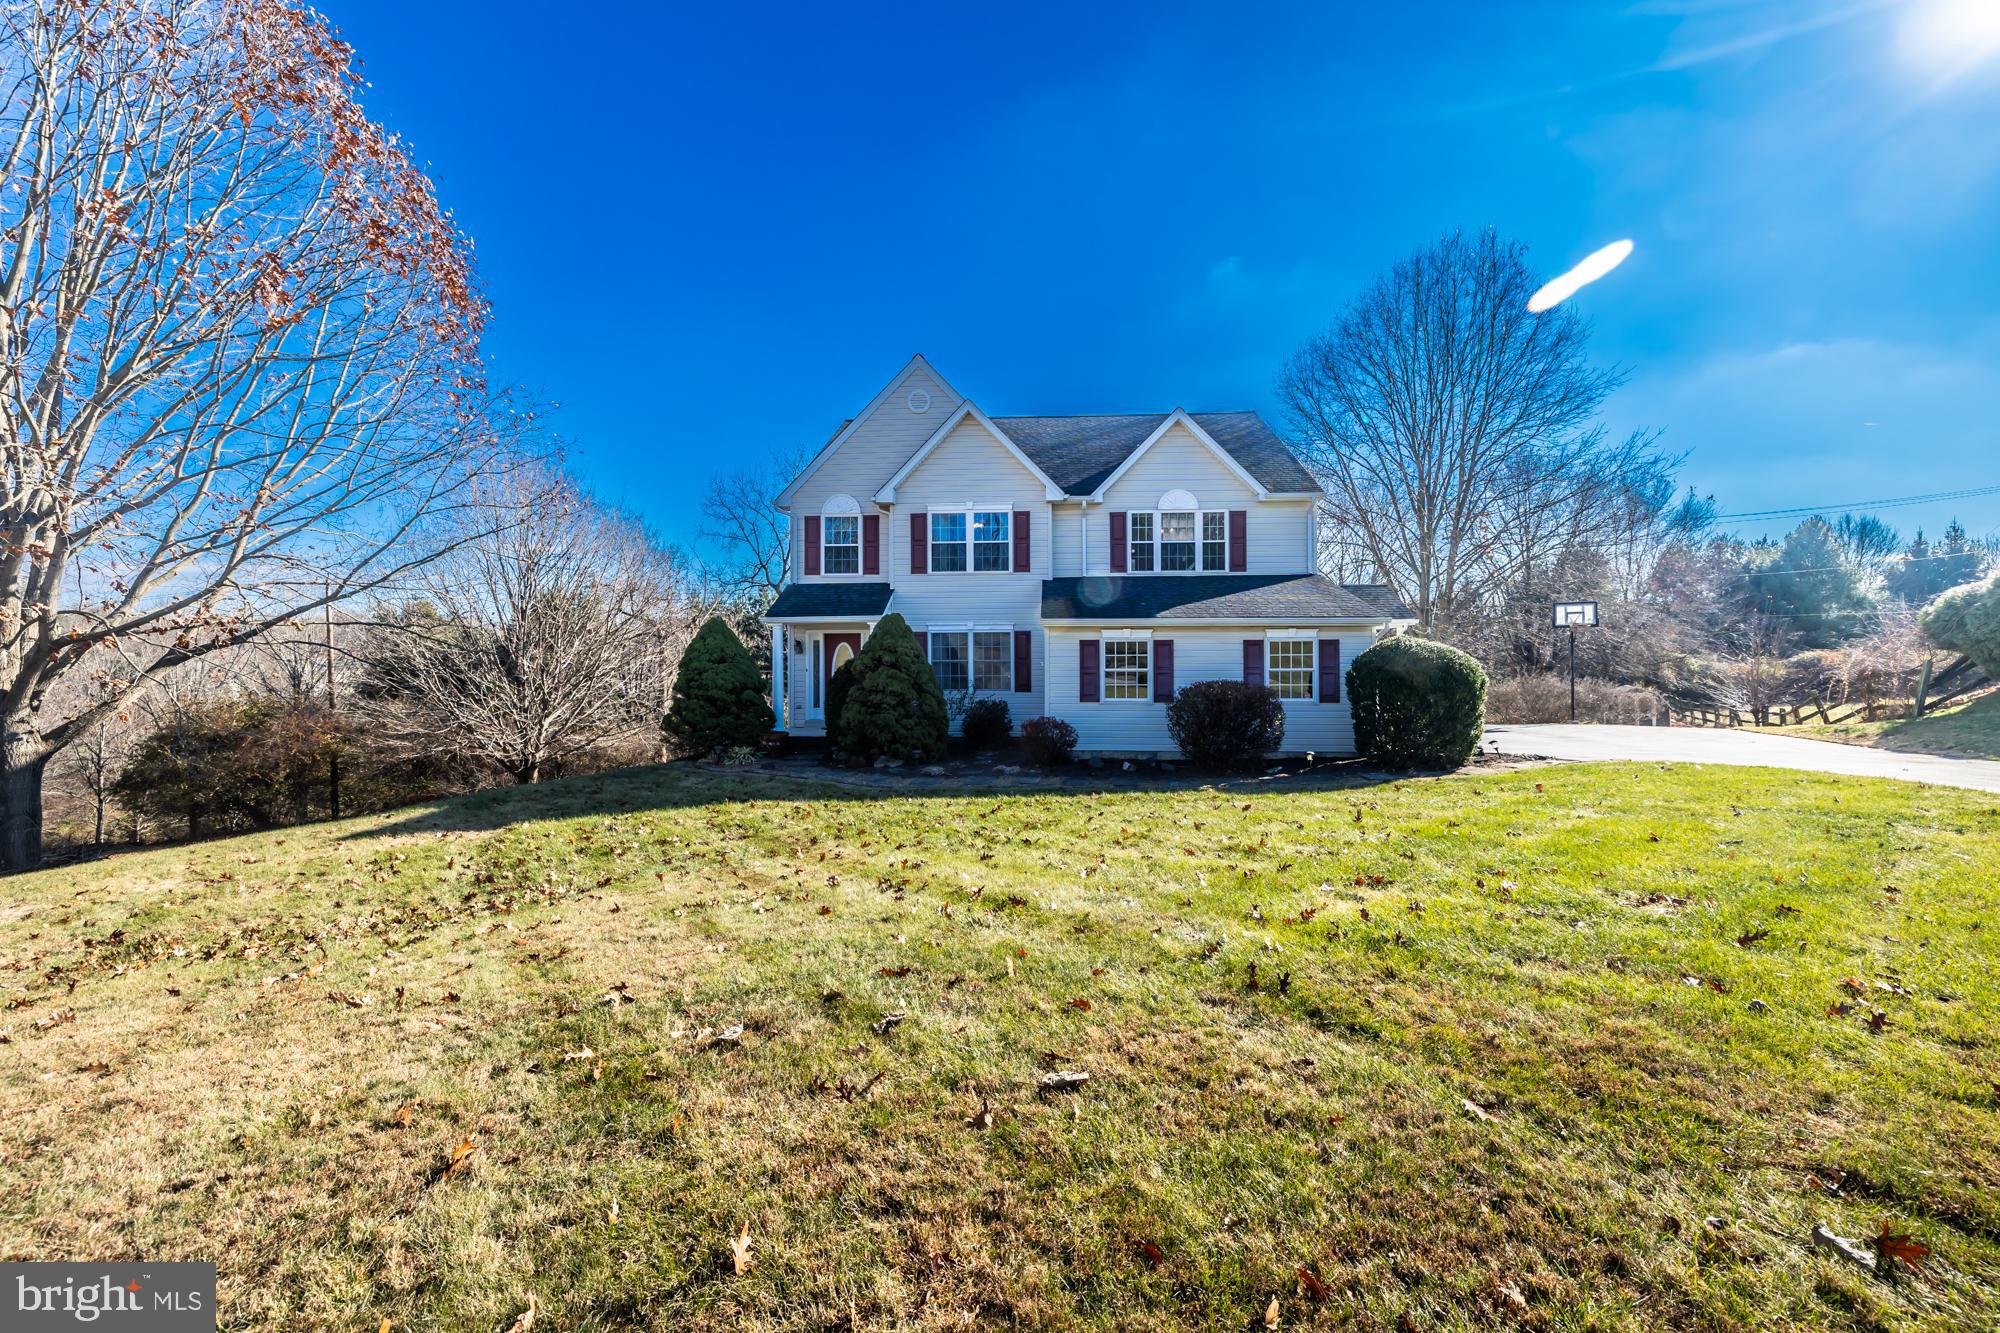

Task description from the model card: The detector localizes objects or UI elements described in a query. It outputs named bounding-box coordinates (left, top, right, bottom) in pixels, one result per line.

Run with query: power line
left=1715, top=482, right=2000, bottom=521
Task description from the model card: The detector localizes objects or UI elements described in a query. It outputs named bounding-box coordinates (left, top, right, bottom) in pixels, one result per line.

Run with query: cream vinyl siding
left=1050, top=502, right=1085, bottom=576
left=786, top=360, right=962, bottom=580
left=1044, top=626, right=1378, bottom=756
left=1086, top=422, right=1313, bottom=575
left=885, top=415, right=1052, bottom=727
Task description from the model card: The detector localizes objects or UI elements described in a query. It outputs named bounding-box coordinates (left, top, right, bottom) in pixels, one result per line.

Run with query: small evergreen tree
left=825, top=656, right=858, bottom=741
left=663, top=617, right=769, bottom=755
left=832, top=614, right=948, bottom=763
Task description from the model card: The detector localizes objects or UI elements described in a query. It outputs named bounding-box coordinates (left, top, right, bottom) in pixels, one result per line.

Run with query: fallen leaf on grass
left=969, top=1097, right=993, bottom=1130
left=871, top=1011, right=906, bottom=1035
left=1135, top=1238, right=1164, bottom=1268
left=730, top=1223, right=755, bottom=1275
left=1068, top=997, right=1092, bottom=1012
left=391, top=1100, right=416, bottom=1128
left=1296, top=1266, right=1329, bottom=1302
left=1734, top=928, right=1770, bottom=947
left=1461, top=1098, right=1495, bottom=1123
left=1039, top=1070, right=1090, bottom=1093
left=1264, top=1295, right=1280, bottom=1327
left=1873, top=1222, right=1931, bottom=1271
left=431, top=1136, right=477, bottom=1185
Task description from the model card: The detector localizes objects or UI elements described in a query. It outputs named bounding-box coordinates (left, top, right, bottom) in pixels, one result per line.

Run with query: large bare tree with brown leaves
left=0, top=0, right=521, bottom=868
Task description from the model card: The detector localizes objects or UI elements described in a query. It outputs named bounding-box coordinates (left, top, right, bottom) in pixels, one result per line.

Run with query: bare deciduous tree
left=361, top=468, right=690, bottom=784
left=1279, top=229, right=1663, bottom=637
left=699, top=446, right=806, bottom=605
left=0, top=0, right=524, bottom=867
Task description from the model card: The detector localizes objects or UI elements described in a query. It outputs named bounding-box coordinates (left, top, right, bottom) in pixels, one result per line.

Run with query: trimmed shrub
left=832, top=613, right=949, bottom=763
left=1347, top=636, right=1487, bottom=769
left=1165, top=679, right=1285, bottom=769
left=1921, top=571, right=2000, bottom=678
left=961, top=698, right=1012, bottom=750
left=1020, top=716, right=1078, bottom=767
left=663, top=617, right=769, bottom=755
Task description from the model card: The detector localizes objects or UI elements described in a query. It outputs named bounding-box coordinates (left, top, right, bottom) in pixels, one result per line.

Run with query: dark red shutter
left=1319, top=638, right=1341, bottom=702
left=1243, top=639, right=1264, bottom=688
left=917, top=631, right=928, bottom=658
left=1153, top=639, right=1174, bottom=702
left=1014, top=629, right=1032, bottom=692
left=1013, top=509, right=1030, bottom=572
left=862, top=514, right=880, bottom=575
left=1228, top=510, right=1248, bottom=572
left=803, top=516, right=821, bottom=576
left=909, top=512, right=926, bottom=574
left=1079, top=639, right=1100, bottom=703
left=1109, top=511, right=1127, bottom=574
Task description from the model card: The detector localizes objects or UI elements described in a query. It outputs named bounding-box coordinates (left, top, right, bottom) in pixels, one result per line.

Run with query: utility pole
left=324, top=580, right=341, bottom=820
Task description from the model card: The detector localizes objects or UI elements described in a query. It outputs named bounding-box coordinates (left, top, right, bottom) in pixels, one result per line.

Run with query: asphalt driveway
left=1484, top=723, right=2000, bottom=795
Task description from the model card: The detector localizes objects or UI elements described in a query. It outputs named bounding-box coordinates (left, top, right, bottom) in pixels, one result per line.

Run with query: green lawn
left=1775, top=689, right=2000, bottom=760
left=3, top=762, right=1996, bottom=1331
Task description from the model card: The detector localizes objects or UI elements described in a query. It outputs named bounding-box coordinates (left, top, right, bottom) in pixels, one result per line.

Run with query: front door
left=824, top=633, right=860, bottom=704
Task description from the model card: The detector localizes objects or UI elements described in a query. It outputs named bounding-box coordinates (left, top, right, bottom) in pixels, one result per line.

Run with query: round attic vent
left=907, top=389, right=931, bottom=413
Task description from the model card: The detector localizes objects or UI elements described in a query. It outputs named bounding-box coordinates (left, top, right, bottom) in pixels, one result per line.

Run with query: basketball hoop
left=1552, top=601, right=1599, bottom=721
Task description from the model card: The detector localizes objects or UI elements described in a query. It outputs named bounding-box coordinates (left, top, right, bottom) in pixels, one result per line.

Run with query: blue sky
left=328, top=0, right=2000, bottom=550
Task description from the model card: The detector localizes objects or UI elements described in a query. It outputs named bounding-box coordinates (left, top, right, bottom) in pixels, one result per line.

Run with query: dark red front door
left=823, top=634, right=861, bottom=697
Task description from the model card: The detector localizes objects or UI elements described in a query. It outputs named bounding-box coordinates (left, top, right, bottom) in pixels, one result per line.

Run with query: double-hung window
left=972, top=511, right=1011, bottom=571
left=1103, top=639, right=1150, bottom=701
left=929, top=512, right=968, bottom=571
left=973, top=630, right=1012, bottom=690
left=930, top=630, right=969, bottom=691
left=1159, top=511, right=1198, bottom=570
left=1129, top=512, right=1156, bottom=572
left=822, top=515, right=859, bottom=574
left=930, top=628, right=1014, bottom=693
left=1201, top=512, right=1227, bottom=570
left=1267, top=637, right=1316, bottom=700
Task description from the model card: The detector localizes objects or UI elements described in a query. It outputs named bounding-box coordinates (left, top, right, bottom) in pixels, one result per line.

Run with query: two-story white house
left=762, top=355, right=1412, bottom=756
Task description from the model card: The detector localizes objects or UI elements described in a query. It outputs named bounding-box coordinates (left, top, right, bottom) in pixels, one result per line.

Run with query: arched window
left=821, top=495, right=861, bottom=574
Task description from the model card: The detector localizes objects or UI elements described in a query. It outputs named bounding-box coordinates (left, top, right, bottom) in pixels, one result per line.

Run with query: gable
left=1096, top=419, right=1260, bottom=507
left=777, top=355, right=965, bottom=510
left=884, top=411, right=1054, bottom=504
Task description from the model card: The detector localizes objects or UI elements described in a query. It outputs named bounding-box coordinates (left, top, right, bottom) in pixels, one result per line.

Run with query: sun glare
left=1526, top=239, right=1635, bottom=314
left=1899, top=0, right=2000, bottom=84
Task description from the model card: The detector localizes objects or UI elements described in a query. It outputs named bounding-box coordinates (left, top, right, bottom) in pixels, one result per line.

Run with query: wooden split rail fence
left=1668, top=656, right=1991, bottom=730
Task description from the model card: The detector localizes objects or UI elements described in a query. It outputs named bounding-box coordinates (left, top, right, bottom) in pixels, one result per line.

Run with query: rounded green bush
left=832, top=613, right=949, bottom=763
left=1165, top=679, right=1284, bottom=769
left=1346, top=636, right=1487, bottom=769
left=1920, top=571, right=2000, bottom=678
left=663, top=617, right=769, bottom=756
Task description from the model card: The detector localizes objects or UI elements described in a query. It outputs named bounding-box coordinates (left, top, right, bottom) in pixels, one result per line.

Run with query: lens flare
left=1527, top=239, right=1635, bottom=313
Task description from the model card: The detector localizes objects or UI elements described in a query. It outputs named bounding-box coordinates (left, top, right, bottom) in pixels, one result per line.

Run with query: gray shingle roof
left=1041, top=574, right=1397, bottom=622
left=990, top=412, right=1319, bottom=496
left=1331, top=583, right=1414, bottom=620
left=763, top=582, right=893, bottom=620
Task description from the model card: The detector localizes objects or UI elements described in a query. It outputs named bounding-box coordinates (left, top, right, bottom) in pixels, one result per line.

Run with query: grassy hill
left=1776, top=689, right=2000, bottom=761
left=3, top=762, right=1996, bottom=1331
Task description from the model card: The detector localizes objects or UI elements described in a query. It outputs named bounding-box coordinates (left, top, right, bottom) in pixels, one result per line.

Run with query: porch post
left=770, top=625, right=787, bottom=729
